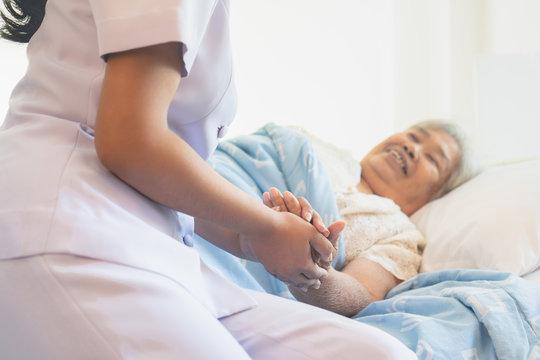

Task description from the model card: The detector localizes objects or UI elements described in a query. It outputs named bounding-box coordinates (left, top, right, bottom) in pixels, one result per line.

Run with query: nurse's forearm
left=94, top=43, right=279, bottom=245
left=195, top=217, right=244, bottom=257
left=98, top=125, right=280, bottom=248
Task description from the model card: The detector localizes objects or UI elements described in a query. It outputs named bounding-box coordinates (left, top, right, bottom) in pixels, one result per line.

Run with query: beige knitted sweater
left=336, top=190, right=425, bottom=280
left=297, top=127, right=425, bottom=281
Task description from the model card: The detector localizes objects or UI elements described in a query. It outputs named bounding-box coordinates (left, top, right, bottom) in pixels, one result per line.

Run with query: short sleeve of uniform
left=89, top=0, right=217, bottom=75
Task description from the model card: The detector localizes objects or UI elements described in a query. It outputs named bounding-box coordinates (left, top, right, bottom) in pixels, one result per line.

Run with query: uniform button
left=78, top=124, right=95, bottom=138
left=217, top=125, right=229, bottom=138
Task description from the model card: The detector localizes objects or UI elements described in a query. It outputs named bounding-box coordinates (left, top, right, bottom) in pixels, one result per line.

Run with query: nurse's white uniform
left=0, top=0, right=416, bottom=359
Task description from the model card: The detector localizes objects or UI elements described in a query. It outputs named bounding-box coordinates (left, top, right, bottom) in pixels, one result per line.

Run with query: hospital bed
left=194, top=122, right=540, bottom=359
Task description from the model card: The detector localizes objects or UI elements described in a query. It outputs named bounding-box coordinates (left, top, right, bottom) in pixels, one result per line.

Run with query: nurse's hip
left=0, top=254, right=253, bottom=360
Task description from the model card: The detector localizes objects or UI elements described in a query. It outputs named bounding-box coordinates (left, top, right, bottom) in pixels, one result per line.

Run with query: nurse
left=0, top=1, right=416, bottom=359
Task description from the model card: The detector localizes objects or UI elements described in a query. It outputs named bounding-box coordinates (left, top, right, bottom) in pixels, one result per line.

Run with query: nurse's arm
left=194, top=217, right=242, bottom=257
left=93, top=43, right=332, bottom=288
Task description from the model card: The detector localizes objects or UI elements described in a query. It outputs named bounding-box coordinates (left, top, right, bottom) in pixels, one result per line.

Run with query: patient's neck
left=356, top=176, right=374, bottom=194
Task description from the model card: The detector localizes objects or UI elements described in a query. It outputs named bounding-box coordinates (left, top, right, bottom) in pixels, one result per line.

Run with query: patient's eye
left=408, top=132, right=419, bottom=142
left=427, top=154, right=439, bottom=169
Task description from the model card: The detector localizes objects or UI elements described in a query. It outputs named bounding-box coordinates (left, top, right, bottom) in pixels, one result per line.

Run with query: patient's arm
left=289, top=257, right=400, bottom=317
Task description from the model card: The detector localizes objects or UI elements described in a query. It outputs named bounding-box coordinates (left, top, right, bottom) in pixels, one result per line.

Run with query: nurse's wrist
left=236, top=208, right=280, bottom=261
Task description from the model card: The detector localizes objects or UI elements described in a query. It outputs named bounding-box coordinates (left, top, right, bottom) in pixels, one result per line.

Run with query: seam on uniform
left=40, top=255, right=123, bottom=360
left=42, top=127, right=80, bottom=253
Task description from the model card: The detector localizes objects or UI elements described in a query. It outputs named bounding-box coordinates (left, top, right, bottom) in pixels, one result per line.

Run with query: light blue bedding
left=355, top=269, right=540, bottom=359
left=193, top=123, right=540, bottom=359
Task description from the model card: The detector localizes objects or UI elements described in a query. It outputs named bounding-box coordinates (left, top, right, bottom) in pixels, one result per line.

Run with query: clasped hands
left=262, top=187, right=345, bottom=292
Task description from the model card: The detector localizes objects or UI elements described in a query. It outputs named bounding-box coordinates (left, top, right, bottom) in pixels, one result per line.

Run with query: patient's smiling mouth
left=388, top=149, right=407, bottom=175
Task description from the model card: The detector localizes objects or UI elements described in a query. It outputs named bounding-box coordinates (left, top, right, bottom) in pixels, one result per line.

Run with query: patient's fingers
left=327, top=221, right=345, bottom=250
left=269, top=187, right=288, bottom=212
left=295, top=196, right=313, bottom=222
left=296, top=199, right=329, bottom=237
left=303, top=278, right=321, bottom=290
left=283, top=191, right=302, bottom=217
left=262, top=191, right=272, bottom=208
left=311, top=279, right=321, bottom=290
left=290, top=278, right=321, bottom=293
left=298, top=263, right=328, bottom=285
left=270, top=269, right=325, bottom=291
left=265, top=189, right=327, bottom=237
left=312, top=213, right=330, bottom=237
left=308, top=235, right=334, bottom=269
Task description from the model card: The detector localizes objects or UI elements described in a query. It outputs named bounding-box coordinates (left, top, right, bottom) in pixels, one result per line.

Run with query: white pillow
left=411, top=159, right=540, bottom=276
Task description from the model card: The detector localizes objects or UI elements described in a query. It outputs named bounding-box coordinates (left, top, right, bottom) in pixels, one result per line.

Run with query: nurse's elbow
left=94, top=132, right=125, bottom=172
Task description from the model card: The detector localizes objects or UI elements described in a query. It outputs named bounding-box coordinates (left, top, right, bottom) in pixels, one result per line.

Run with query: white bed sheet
left=523, top=269, right=540, bottom=287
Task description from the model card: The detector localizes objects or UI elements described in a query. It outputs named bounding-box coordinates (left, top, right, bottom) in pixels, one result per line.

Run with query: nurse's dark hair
left=1, top=0, right=47, bottom=43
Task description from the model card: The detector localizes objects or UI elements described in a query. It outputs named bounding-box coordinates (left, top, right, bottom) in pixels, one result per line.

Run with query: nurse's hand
left=262, top=188, right=342, bottom=268
left=238, top=210, right=338, bottom=290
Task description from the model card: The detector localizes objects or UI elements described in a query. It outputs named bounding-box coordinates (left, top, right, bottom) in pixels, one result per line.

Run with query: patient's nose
left=403, top=145, right=416, bottom=159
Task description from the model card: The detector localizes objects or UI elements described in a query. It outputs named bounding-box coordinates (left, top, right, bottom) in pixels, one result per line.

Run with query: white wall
left=228, top=0, right=395, bottom=158
left=392, top=0, right=487, bottom=147
left=486, top=0, right=540, bottom=54
left=1, top=1, right=540, bottom=163
left=392, top=0, right=540, bottom=165
left=473, top=0, right=540, bottom=164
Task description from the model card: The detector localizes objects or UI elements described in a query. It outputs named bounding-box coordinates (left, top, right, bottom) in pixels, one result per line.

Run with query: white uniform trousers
left=0, top=254, right=416, bottom=359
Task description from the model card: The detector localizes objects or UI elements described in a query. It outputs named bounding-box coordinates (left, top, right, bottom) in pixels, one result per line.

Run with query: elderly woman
left=264, top=120, right=477, bottom=317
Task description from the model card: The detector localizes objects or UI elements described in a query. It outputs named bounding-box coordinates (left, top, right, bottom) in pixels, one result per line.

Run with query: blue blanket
left=194, top=123, right=540, bottom=359
left=355, top=270, right=540, bottom=359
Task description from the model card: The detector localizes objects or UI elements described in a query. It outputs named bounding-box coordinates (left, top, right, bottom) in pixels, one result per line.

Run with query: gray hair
left=407, top=119, right=479, bottom=199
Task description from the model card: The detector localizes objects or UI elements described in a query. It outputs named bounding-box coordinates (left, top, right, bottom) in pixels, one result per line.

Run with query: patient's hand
left=263, top=188, right=329, bottom=235
left=263, top=188, right=344, bottom=270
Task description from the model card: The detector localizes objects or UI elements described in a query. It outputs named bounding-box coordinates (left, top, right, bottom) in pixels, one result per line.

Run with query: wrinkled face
left=360, top=127, right=461, bottom=215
